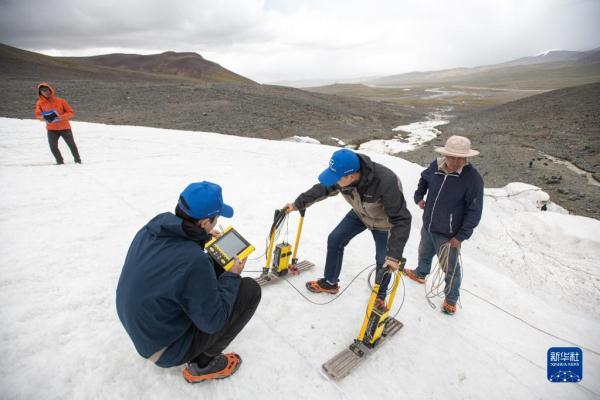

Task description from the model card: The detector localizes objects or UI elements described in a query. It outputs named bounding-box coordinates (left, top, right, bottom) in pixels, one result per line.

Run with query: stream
left=359, top=107, right=451, bottom=154
left=541, top=153, right=600, bottom=187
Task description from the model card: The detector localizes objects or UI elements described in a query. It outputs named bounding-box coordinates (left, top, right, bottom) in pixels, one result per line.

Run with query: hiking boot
left=442, top=300, right=457, bottom=315
left=404, top=269, right=425, bottom=284
left=182, top=353, right=242, bottom=383
left=306, top=278, right=339, bottom=294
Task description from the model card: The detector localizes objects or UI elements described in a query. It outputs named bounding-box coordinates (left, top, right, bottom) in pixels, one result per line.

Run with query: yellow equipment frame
left=357, top=268, right=402, bottom=347
left=263, top=208, right=306, bottom=276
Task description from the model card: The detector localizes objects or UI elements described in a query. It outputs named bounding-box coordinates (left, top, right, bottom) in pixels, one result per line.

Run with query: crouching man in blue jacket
left=404, top=136, right=484, bottom=315
left=116, top=181, right=261, bottom=383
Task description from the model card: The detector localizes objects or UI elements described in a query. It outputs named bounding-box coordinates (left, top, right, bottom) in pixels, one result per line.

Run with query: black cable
left=246, top=210, right=290, bottom=262
left=279, top=263, right=407, bottom=322
left=366, top=267, right=397, bottom=296
left=279, top=264, right=376, bottom=306
left=390, top=276, right=406, bottom=320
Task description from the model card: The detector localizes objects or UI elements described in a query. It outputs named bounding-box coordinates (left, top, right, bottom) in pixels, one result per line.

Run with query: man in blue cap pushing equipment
left=285, top=149, right=412, bottom=305
left=116, top=181, right=261, bottom=383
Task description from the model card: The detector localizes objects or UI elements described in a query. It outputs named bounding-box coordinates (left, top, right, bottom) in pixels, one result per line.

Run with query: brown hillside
left=65, top=51, right=255, bottom=84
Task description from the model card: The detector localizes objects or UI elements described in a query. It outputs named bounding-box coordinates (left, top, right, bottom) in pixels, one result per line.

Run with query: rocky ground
left=0, top=78, right=423, bottom=146
left=399, top=82, right=600, bottom=219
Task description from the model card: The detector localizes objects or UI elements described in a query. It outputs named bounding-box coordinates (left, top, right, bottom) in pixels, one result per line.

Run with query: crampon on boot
left=373, top=297, right=388, bottom=312
left=182, top=353, right=242, bottom=383
left=404, top=269, right=425, bottom=284
left=442, top=300, right=457, bottom=315
left=306, top=278, right=339, bottom=294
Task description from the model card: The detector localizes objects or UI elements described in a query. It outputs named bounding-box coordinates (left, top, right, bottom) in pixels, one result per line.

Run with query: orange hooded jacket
left=34, top=82, right=74, bottom=131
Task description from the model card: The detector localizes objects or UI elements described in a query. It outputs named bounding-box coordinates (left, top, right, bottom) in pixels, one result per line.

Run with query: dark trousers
left=47, top=129, right=81, bottom=163
left=415, top=226, right=462, bottom=305
left=324, top=210, right=391, bottom=297
left=183, top=277, right=261, bottom=364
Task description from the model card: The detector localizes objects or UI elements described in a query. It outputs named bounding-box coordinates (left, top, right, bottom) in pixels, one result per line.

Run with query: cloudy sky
left=1, top=0, right=599, bottom=83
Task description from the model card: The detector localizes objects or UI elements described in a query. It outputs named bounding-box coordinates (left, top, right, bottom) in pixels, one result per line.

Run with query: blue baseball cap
left=318, top=149, right=360, bottom=187
left=178, top=181, right=234, bottom=219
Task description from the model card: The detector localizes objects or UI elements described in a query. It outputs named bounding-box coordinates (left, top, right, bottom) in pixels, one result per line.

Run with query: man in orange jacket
left=35, top=83, right=81, bottom=165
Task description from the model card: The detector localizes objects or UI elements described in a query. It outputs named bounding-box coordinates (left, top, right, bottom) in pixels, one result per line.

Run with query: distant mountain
left=0, top=43, right=206, bottom=82
left=0, top=42, right=162, bottom=82
left=270, top=78, right=342, bottom=88
left=367, top=48, right=600, bottom=89
left=575, top=48, right=600, bottom=65
left=269, top=75, right=379, bottom=88
left=0, top=43, right=254, bottom=84
left=64, top=51, right=255, bottom=84
left=498, top=50, right=583, bottom=67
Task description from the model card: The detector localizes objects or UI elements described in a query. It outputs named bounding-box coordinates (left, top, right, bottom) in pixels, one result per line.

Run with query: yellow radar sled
left=322, top=265, right=404, bottom=380
left=255, top=208, right=314, bottom=286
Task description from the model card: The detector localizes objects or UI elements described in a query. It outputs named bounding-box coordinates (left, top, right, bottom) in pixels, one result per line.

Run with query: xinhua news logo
left=547, top=347, right=582, bottom=383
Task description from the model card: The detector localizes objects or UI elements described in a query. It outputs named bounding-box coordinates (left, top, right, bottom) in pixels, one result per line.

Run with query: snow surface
left=331, top=137, right=347, bottom=146
left=359, top=112, right=449, bottom=155
left=283, top=136, right=321, bottom=144
left=1, top=118, right=599, bottom=400
left=538, top=49, right=562, bottom=57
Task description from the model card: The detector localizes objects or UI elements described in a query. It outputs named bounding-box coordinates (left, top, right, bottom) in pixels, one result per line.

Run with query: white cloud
left=1, top=0, right=599, bottom=82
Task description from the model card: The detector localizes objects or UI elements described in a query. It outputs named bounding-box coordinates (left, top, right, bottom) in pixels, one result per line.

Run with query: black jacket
left=414, top=159, right=484, bottom=241
left=294, top=154, right=411, bottom=260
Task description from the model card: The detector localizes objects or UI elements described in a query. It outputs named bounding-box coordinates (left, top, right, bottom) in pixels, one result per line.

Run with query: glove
left=383, top=257, right=406, bottom=272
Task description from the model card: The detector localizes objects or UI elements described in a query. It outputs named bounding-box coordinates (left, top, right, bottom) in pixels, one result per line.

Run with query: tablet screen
left=216, top=231, right=247, bottom=257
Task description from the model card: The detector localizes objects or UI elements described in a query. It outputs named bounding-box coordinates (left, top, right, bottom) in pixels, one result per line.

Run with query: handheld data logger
left=205, top=227, right=255, bottom=271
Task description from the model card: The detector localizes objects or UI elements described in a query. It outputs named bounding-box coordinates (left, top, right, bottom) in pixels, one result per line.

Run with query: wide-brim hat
left=435, top=135, right=479, bottom=157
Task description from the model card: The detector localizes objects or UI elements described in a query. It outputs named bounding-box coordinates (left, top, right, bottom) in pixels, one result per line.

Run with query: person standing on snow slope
left=116, top=181, right=261, bottom=383
left=34, top=83, right=82, bottom=165
left=285, top=149, right=412, bottom=306
left=404, top=135, right=484, bottom=315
